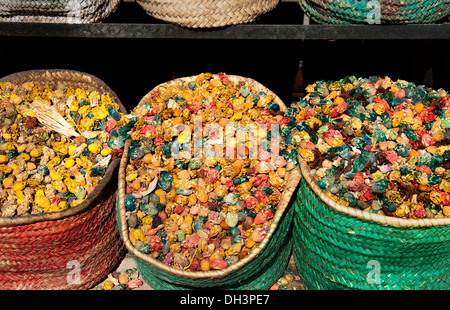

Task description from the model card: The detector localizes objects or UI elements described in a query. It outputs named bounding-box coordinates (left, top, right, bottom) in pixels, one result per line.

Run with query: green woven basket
left=131, top=240, right=293, bottom=290
left=117, top=204, right=293, bottom=289
left=116, top=139, right=299, bottom=289
left=298, top=0, right=450, bottom=24
left=293, top=157, right=450, bottom=290
left=118, top=201, right=293, bottom=290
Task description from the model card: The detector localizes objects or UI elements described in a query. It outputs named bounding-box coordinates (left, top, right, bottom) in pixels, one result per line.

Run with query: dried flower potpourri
left=0, top=81, right=130, bottom=216
left=125, top=72, right=299, bottom=271
left=296, top=76, right=450, bottom=219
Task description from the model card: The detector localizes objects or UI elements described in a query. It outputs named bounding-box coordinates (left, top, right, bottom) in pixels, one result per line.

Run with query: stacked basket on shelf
left=135, top=0, right=280, bottom=28
left=298, top=0, right=450, bottom=24
left=0, top=0, right=120, bottom=23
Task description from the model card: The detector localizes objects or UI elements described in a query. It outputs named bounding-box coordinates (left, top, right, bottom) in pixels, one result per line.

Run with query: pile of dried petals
left=124, top=72, right=299, bottom=271
left=296, top=75, right=450, bottom=219
left=0, top=81, right=131, bottom=216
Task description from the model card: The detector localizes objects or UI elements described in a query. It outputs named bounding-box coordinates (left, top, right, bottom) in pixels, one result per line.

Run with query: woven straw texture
left=298, top=0, right=450, bottom=24
left=116, top=74, right=300, bottom=289
left=293, top=157, right=450, bottom=290
left=0, top=0, right=120, bottom=23
left=0, top=69, right=127, bottom=289
left=136, top=0, right=280, bottom=28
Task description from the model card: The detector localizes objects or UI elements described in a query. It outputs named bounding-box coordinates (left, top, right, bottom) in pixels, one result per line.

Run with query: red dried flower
left=217, top=72, right=229, bottom=84
left=418, top=107, right=437, bottom=123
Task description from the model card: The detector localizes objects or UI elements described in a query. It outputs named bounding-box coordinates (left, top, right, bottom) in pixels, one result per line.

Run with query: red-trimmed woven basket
left=0, top=69, right=127, bottom=289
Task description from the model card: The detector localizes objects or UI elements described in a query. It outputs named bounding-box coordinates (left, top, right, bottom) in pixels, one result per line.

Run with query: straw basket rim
left=298, top=155, right=450, bottom=228
left=136, top=0, right=280, bottom=28
left=0, top=69, right=126, bottom=227
left=119, top=74, right=301, bottom=279
left=136, top=74, right=286, bottom=110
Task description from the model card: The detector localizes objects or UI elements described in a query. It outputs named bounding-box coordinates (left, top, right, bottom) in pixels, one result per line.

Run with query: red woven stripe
left=0, top=192, right=126, bottom=289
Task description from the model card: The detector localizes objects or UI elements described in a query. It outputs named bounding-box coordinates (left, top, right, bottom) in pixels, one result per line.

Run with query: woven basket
left=0, top=69, right=127, bottom=290
left=116, top=74, right=300, bottom=289
left=298, top=0, right=450, bottom=24
left=0, top=0, right=120, bottom=23
left=293, top=156, right=450, bottom=290
left=136, top=0, right=280, bottom=28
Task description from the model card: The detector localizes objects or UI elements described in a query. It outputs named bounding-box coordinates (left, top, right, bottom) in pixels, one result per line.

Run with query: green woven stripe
left=294, top=193, right=450, bottom=262
left=134, top=239, right=292, bottom=290
left=293, top=220, right=450, bottom=289
left=116, top=192, right=295, bottom=289
left=293, top=178, right=450, bottom=290
left=298, top=0, right=450, bottom=24
left=293, top=244, right=357, bottom=290
left=293, top=213, right=450, bottom=277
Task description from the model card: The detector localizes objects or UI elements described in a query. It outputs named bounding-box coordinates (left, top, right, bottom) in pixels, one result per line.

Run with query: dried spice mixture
left=0, top=81, right=130, bottom=216
left=296, top=76, right=450, bottom=219
left=124, top=72, right=300, bottom=271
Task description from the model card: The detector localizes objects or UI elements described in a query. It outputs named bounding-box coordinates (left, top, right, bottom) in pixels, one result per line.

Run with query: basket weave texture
left=0, top=0, right=120, bottom=23
left=136, top=0, right=280, bottom=28
left=298, top=0, right=450, bottom=24
left=117, top=74, right=300, bottom=289
left=0, top=69, right=127, bottom=289
left=293, top=157, right=450, bottom=290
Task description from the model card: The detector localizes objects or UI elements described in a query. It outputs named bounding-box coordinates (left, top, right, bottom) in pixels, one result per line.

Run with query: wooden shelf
left=0, top=1, right=448, bottom=40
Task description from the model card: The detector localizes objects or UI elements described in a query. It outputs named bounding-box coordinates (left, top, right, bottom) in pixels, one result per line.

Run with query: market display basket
left=136, top=0, right=280, bottom=28
left=298, top=0, right=450, bottom=24
left=293, top=156, right=450, bottom=290
left=117, top=74, right=300, bottom=289
left=0, top=69, right=127, bottom=289
left=0, top=0, right=120, bottom=23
